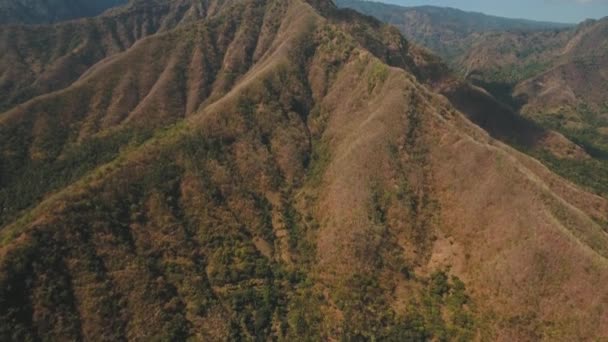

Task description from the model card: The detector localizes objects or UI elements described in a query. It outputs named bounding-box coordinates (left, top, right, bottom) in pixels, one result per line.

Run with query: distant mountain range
left=335, top=0, right=572, bottom=60
left=0, top=0, right=127, bottom=24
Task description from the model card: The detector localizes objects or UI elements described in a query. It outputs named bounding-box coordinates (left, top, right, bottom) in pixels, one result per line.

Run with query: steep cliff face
left=1, top=0, right=608, bottom=340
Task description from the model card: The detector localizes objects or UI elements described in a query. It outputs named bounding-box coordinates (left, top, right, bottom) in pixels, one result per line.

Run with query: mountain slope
left=0, top=0, right=225, bottom=112
left=457, top=17, right=608, bottom=195
left=1, top=0, right=608, bottom=340
left=0, top=0, right=127, bottom=25
left=338, top=0, right=608, bottom=196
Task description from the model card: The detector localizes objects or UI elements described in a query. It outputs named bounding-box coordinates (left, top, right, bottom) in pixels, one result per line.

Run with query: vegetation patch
left=367, top=60, right=389, bottom=93
left=332, top=270, right=477, bottom=341
left=0, top=128, right=152, bottom=227
left=305, top=139, right=331, bottom=188
left=528, top=105, right=608, bottom=198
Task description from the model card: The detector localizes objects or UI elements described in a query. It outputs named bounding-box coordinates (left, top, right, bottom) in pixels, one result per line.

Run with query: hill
left=1, top=0, right=608, bottom=340
left=0, top=0, right=128, bottom=25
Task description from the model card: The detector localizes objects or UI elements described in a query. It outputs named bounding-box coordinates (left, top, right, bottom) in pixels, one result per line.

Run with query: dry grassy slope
left=0, top=2, right=319, bottom=339
left=460, top=17, right=608, bottom=86
left=427, top=99, right=608, bottom=340
left=314, top=36, right=608, bottom=340
left=515, top=20, right=608, bottom=113
left=412, top=16, right=608, bottom=197
left=0, top=0, right=229, bottom=112
left=0, top=0, right=284, bottom=226
left=1, top=0, right=608, bottom=340
left=335, top=0, right=607, bottom=124
left=500, top=19, right=608, bottom=160
left=515, top=54, right=608, bottom=115
left=328, top=6, right=588, bottom=161
left=332, top=0, right=602, bottom=163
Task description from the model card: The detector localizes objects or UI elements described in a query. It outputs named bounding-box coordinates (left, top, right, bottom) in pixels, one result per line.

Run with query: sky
left=382, top=0, right=608, bottom=23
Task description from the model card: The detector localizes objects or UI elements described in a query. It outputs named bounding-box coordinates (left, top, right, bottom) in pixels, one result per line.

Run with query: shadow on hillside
left=469, top=79, right=525, bottom=113
left=441, top=83, right=552, bottom=151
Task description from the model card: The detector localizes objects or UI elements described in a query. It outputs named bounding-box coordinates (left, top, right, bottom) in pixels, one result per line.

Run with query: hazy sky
left=382, top=0, right=608, bottom=23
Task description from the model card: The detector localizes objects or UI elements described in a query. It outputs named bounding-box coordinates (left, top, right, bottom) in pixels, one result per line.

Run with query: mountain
left=0, top=0, right=128, bottom=25
left=335, top=0, right=572, bottom=60
left=2, top=0, right=608, bottom=340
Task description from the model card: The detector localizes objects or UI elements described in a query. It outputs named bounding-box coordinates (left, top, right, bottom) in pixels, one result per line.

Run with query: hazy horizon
left=378, top=0, right=608, bottom=23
